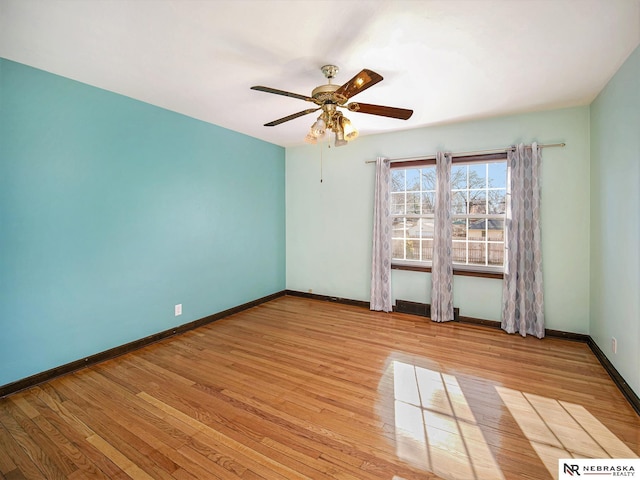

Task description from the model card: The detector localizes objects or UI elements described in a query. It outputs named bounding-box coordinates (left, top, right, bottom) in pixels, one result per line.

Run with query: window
left=391, top=166, right=436, bottom=262
left=391, top=156, right=507, bottom=273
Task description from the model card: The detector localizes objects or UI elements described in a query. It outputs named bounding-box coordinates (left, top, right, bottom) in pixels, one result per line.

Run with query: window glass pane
left=406, top=218, right=420, bottom=239
left=406, top=239, right=420, bottom=260
left=421, top=239, right=433, bottom=261
left=451, top=165, right=467, bottom=190
left=487, top=219, right=505, bottom=241
left=452, top=219, right=467, bottom=240
left=468, top=218, right=486, bottom=239
left=468, top=242, right=487, bottom=265
left=469, top=164, right=486, bottom=188
left=406, top=193, right=420, bottom=214
left=488, top=242, right=504, bottom=266
left=391, top=192, right=406, bottom=215
left=419, top=218, right=434, bottom=239
left=421, top=192, right=435, bottom=214
left=392, top=239, right=405, bottom=259
left=468, top=190, right=486, bottom=214
left=488, top=190, right=506, bottom=214
left=421, top=168, right=436, bottom=191
left=391, top=170, right=405, bottom=192
left=488, top=162, right=507, bottom=188
left=406, top=169, right=420, bottom=191
left=452, top=191, right=468, bottom=214
left=452, top=241, right=467, bottom=263
left=392, top=217, right=407, bottom=237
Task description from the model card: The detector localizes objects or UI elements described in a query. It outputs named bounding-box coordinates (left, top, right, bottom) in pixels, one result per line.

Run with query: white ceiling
left=1, top=0, right=639, bottom=147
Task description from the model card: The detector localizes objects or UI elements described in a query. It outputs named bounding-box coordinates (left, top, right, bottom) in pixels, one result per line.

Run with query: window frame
left=390, top=152, right=507, bottom=279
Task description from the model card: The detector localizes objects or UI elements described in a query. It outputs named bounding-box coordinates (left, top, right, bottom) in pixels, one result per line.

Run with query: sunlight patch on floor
left=392, top=361, right=504, bottom=480
left=495, top=386, right=638, bottom=477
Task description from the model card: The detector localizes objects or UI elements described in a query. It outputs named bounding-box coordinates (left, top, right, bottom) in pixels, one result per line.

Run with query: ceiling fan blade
left=264, top=108, right=321, bottom=127
left=251, top=85, right=314, bottom=102
left=347, top=102, right=413, bottom=120
left=334, top=69, right=383, bottom=100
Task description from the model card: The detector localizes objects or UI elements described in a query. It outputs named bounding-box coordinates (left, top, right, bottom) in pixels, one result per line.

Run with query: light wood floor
left=1, top=296, right=638, bottom=480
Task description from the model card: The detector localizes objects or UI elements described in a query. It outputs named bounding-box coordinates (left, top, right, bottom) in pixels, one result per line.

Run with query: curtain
left=431, top=152, right=454, bottom=322
left=370, top=156, right=392, bottom=312
left=502, top=143, right=545, bottom=338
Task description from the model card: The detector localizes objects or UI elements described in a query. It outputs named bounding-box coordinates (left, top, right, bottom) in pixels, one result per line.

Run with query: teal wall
left=286, top=107, right=591, bottom=334
left=0, top=59, right=286, bottom=386
left=590, top=45, right=640, bottom=396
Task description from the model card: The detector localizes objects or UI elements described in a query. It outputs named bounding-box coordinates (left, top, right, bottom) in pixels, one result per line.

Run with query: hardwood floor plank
left=1, top=296, right=638, bottom=480
left=173, top=443, right=239, bottom=479
left=0, top=423, right=23, bottom=477
left=29, top=414, right=109, bottom=480
left=137, top=391, right=317, bottom=479
left=27, top=387, right=128, bottom=480
left=56, top=375, right=178, bottom=479
left=85, top=434, right=155, bottom=480
left=0, top=403, right=73, bottom=479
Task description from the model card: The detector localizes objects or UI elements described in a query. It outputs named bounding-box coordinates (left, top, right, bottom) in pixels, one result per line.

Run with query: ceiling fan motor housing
left=311, top=83, right=345, bottom=104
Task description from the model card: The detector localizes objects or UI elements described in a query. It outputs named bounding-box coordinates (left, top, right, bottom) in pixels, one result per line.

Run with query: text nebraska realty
left=565, top=463, right=635, bottom=476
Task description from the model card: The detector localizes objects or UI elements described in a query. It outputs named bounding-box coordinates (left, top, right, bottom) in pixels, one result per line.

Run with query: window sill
left=391, top=263, right=504, bottom=279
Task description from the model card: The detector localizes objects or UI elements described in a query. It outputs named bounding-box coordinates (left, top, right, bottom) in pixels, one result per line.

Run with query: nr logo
left=564, top=463, right=581, bottom=476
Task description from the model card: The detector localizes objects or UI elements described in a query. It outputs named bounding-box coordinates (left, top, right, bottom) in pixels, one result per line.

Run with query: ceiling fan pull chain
left=320, top=143, right=323, bottom=183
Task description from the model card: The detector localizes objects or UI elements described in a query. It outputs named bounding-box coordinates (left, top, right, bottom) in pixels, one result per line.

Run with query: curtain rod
left=364, top=142, right=566, bottom=164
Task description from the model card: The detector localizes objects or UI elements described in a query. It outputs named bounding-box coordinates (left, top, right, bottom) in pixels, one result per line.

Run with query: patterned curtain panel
left=370, top=156, right=392, bottom=312
left=502, top=143, right=545, bottom=338
left=431, top=152, right=454, bottom=322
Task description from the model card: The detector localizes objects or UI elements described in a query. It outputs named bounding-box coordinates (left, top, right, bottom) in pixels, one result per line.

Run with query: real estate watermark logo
left=563, top=463, right=581, bottom=476
left=559, top=459, right=639, bottom=478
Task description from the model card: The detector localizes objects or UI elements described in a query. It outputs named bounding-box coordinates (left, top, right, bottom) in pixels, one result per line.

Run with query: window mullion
left=404, top=172, right=408, bottom=261
left=403, top=217, right=407, bottom=261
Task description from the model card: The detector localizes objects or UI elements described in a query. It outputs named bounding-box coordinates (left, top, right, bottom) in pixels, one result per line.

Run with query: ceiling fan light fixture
left=310, top=117, right=326, bottom=138
left=341, top=116, right=358, bottom=141
left=334, top=127, right=347, bottom=147
left=304, top=132, right=318, bottom=144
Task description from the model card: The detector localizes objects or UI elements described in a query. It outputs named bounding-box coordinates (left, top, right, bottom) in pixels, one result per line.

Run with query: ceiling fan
left=251, top=65, right=413, bottom=146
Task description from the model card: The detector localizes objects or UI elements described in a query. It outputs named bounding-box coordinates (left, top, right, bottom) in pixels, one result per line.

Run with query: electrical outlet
left=612, top=337, right=617, bottom=354
left=175, top=304, right=182, bottom=316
